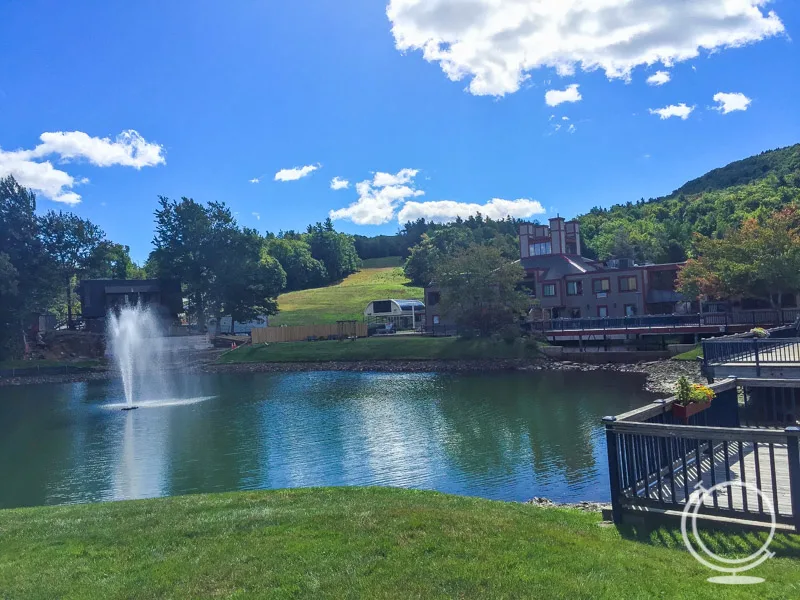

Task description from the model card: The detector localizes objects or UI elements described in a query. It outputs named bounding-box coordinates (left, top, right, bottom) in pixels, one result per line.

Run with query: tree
left=677, top=207, right=800, bottom=308
left=434, top=245, right=528, bottom=336
left=306, top=220, right=359, bottom=282
left=0, top=176, right=59, bottom=357
left=209, top=229, right=286, bottom=332
left=150, top=196, right=286, bottom=330
left=39, top=211, right=106, bottom=327
left=265, top=238, right=327, bottom=291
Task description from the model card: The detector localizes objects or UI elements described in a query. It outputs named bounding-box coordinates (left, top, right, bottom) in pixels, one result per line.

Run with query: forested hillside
left=578, top=144, right=800, bottom=262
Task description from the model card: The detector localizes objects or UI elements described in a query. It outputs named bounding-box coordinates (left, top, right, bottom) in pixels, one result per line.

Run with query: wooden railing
left=604, top=378, right=800, bottom=531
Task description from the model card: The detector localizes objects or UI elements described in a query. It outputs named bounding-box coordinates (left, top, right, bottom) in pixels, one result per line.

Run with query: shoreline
left=0, top=356, right=701, bottom=395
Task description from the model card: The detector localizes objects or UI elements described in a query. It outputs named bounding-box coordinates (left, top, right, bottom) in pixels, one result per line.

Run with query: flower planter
left=672, top=402, right=710, bottom=423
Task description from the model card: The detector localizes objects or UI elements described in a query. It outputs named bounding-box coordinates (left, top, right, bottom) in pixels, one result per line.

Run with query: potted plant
left=672, top=376, right=716, bottom=422
left=749, top=327, right=770, bottom=338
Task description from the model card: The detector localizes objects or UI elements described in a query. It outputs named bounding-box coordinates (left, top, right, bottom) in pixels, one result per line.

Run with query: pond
left=0, top=370, right=655, bottom=509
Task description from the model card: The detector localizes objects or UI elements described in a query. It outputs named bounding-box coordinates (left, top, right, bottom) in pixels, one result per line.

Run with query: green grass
left=673, top=345, right=704, bottom=361
left=0, top=358, right=102, bottom=371
left=360, top=256, right=404, bottom=268
left=221, top=335, right=541, bottom=363
left=270, top=267, right=422, bottom=326
left=0, top=487, right=798, bottom=599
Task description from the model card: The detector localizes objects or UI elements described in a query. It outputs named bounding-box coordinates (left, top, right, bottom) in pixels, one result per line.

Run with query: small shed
left=364, top=299, right=425, bottom=332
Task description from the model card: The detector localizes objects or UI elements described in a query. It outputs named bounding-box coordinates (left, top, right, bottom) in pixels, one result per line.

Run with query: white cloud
left=646, top=71, right=671, bottom=86
left=562, top=116, right=570, bottom=121
left=329, top=169, right=424, bottom=225
left=545, top=84, right=581, bottom=107
left=0, top=129, right=163, bottom=204
left=568, top=124, right=577, bottom=134
left=398, top=198, right=546, bottom=224
left=252, top=212, right=261, bottom=220
left=330, top=176, right=350, bottom=190
left=21, top=130, right=165, bottom=168
left=649, top=103, right=695, bottom=120
left=713, top=92, right=752, bottom=113
left=274, top=164, right=320, bottom=182
left=387, top=0, right=784, bottom=96
left=372, top=168, right=419, bottom=187
left=249, top=177, right=260, bottom=184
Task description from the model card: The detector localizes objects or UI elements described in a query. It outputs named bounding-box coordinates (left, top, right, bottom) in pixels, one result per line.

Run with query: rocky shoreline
left=0, top=356, right=702, bottom=395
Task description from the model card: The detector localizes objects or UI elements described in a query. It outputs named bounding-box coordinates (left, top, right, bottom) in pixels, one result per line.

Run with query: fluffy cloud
left=252, top=212, right=261, bottom=220
left=387, top=0, right=784, bottom=96
left=329, top=169, right=424, bottom=225
left=0, top=129, right=164, bottom=204
left=274, top=164, right=320, bottom=182
left=398, top=198, right=545, bottom=223
left=545, top=84, right=581, bottom=107
left=249, top=177, right=260, bottom=184
left=713, top=92, right=752, bottom=113
left=646, top=71, right=671, bottom=86
left=20, top=130, right=165, bottom=168
left=330, top=176, right=350, bottom=190
left=649, top=103, right=695, bottom=120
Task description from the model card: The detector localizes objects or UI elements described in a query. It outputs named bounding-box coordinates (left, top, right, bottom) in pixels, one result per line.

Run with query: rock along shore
left=0, top=356, right=702, bottom=395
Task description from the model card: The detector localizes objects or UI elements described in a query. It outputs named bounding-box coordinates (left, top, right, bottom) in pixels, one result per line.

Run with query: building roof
left=393, top=300, right=425, bottom=310
left=521, top=255, right=598, bottom=279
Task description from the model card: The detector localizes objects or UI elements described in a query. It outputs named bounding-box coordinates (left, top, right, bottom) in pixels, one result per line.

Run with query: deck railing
left=604, top=378, right=800, bottom=531
left=703, top=333, right=800, bottom=375
left=532, top=309, right=800, bottom=334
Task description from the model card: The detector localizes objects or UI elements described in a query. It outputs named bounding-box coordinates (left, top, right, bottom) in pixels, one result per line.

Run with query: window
left=597, top=306, right=609, bottom=318
left=428, top=292, right=440, bottom=306
left=543, top=284, right=556, bottom=297
left=624, top=304, right=637, bottom=317
left=433, top=315, right=440, bottom=325
left=570, top=308, right=581, bottom=318
left=566, top=281, right=583, bottom=296
left=372, top=300, right=392, bottom=314
left=530, top=241, right=552, bottom=256
left=593, top=279, right=610, bottom=294
left=619, top=276, right=638, bottom=292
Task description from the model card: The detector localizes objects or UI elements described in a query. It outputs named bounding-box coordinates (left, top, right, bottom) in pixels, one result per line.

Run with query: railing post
left=786, top=427, right=800, bottom=533
left=603, top=416, right=623, bottom=524
left=753, top=339, right=761, bottom=377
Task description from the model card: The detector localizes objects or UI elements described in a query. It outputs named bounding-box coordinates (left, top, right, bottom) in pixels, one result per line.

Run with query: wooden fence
left=252, top=323, right=367, bottom=344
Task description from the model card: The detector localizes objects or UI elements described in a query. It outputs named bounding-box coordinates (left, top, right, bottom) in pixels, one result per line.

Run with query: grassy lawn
left=0, top=487, right=798, bottom=599
left=270, top=267, right=422, bottom=326
left=672, top=345, right=703, bottom=361
left=221, top=335, right=541, bottom=363
left=360, top=256, right=404, bottom=268
left=0, top=358, right=102, bottom=371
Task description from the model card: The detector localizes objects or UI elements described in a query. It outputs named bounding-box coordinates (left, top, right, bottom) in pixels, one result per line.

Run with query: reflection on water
left=0, top=370, right=654, bottom=509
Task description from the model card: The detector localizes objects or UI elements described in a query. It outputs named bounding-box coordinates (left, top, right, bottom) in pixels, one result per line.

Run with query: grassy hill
left=2, top=487, right=798, bottom=598
left=270, top=266, right=422, bottom=326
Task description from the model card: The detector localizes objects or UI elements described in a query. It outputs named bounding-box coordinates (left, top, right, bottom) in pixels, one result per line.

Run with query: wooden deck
left=632, top=441, right=793, bottom=518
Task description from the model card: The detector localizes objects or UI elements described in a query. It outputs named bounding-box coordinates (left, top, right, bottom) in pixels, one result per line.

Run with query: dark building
left=78, top=279, right=183, bottom=330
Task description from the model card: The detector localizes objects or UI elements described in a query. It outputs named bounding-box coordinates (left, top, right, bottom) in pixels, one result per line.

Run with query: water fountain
left=106, top=303, right=172, bottom=410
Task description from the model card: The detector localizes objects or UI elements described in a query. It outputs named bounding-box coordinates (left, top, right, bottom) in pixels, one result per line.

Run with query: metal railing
left=703, top=338, right=800, bottom=372
left=532, top=309, right=800, bottom=333
left=604, top=378, right=800, bottom=530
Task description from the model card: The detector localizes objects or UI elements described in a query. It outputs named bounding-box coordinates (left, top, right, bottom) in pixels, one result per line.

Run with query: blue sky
left=1, top=0, right=798, bottom=262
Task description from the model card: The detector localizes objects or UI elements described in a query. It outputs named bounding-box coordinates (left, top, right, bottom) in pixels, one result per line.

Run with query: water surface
left=0, top=371, right=653, bottom=509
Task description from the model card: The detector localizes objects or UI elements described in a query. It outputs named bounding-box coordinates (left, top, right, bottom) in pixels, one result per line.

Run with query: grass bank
left=271, top=267, right=422, bottom=326
left=221, top=335, right=541, bottom=363
left=0, top=487, right=797, bottom=599
left=0, top=358, right=102, bottom=371
left=672, top=345, right=703, bottom=361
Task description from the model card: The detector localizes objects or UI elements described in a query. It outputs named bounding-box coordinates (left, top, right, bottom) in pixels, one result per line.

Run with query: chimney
left=549, top=217, right=566, bottom=254
left=566, top=220, right=581, bottom=256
